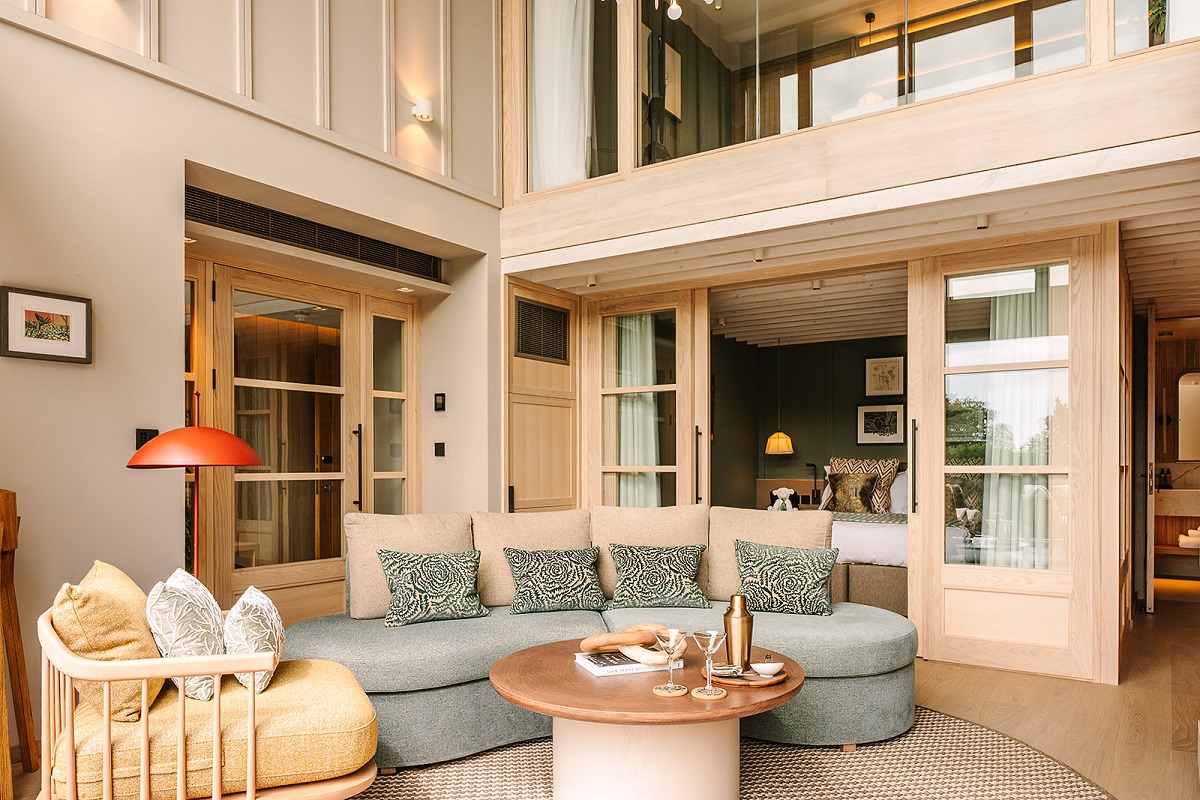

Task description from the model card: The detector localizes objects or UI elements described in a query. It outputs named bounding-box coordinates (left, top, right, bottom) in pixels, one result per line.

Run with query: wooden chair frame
left=37, top=610, right=376, bottom=800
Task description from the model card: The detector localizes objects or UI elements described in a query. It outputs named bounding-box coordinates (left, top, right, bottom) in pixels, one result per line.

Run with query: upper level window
left=636, top=0, right=1084, bottom=166
left=1115, top=0, right=1200, bottom=54
left=527, top=0, right=618, bottom=191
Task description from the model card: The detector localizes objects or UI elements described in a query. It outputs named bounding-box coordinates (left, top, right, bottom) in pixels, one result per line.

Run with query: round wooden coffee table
left=490, top=639, right=804, bottom=800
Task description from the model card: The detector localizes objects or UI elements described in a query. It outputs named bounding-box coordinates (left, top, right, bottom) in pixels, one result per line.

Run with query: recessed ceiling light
left=183, top=237, right=197, bottom=244
left=396, top=287, right=414, bottom=293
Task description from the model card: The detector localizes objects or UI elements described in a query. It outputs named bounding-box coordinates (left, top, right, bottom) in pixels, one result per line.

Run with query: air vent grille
left=185, top=186, right=442, bottom=282
left=515, top=298, right=569, bottom=364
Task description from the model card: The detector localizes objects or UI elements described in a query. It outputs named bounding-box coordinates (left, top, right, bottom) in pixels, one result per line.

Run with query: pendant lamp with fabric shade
left=127, top=397, right=263, bottom=576
left=765, top=341, right=793, bottom=455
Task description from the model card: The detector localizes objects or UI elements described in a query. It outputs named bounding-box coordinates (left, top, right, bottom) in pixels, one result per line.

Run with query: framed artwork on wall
left=865, top=356, right=904, bottom=396
left=858, top=404, right=904, bottom=445
left=0, top=286, right=93, bottom=364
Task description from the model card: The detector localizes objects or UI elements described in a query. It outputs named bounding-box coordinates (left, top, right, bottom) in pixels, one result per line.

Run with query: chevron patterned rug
left=360, top=707, right=1110, bottom=800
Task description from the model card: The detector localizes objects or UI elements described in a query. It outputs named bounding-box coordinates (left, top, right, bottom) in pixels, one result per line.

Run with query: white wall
left=0, top=8, right=501, bottom=740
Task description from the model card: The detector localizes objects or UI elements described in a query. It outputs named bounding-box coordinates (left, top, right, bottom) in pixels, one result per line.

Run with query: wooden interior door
left=212, top=265, right=360, bottom=620
left=508, top=281, right=579, bottom=512
left=910, top=238, right=1107, bottom=681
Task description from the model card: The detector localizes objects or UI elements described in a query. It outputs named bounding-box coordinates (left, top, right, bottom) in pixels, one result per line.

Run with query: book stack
left=574, top=651, right=682, bottom=677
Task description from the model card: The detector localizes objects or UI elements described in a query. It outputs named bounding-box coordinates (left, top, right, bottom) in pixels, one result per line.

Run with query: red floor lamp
left=127, top=407, right=263, bottom=576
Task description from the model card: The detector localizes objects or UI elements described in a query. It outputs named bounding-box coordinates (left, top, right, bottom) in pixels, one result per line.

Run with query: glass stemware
left=691, top=630, right=727, bottom=698
left=653, top=628, right=688, bottom=696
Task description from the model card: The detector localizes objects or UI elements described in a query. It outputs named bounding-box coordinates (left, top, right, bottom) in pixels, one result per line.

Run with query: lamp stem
left=191, top=389, right=201, bottom=577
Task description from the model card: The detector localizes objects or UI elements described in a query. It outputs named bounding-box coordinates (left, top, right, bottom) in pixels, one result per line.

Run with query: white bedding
left=831, top=514, right=974, bottom=568
left=832, top=517, right=909, bottom=567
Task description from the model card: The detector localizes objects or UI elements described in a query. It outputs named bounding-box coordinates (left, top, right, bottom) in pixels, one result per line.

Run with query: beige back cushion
left=471, top=509, right=592, bottom=607
left=590, top=505, right=711, bottom=598
left=344, top=512, right=473, bottom=619
left=51, top=561, right=164, bottom=722
left=707, top=507, right=834, bottom=600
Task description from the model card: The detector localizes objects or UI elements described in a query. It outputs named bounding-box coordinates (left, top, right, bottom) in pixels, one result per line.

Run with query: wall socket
left=434, top=442, right=446, bottom=457
left=135, top=428, right=159, bottom=449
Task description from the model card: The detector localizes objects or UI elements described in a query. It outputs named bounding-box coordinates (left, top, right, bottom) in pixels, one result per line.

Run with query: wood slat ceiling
left=1123, top=210, right=1200, bottom=320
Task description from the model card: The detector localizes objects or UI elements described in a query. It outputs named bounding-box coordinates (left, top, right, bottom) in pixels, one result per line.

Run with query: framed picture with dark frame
left=858, top=404, right=904, bottom=445
left=0, top=286, right=93, bottom=364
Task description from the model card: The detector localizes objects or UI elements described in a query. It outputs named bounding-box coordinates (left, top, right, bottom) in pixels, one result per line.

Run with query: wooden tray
left=701, top=663, right=788, bottom=688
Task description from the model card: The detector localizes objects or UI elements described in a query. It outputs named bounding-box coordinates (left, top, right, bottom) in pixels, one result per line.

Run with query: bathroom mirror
left=1179, top=371, right=1200, bottom=460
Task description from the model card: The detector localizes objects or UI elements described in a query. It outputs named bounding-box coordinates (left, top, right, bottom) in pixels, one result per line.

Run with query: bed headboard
left=753, top=462, right=908, bottom=510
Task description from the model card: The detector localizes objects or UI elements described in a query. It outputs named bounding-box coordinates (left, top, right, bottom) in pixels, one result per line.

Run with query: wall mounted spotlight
left=585, top=275, right=598, bottom=288
left=412, top=99, right=434, bottom=122
left=753, top=248, right=765, bottom=263
left=975, top=214, right=989, bottom=230
left=811, top=279, right=823, bottom=291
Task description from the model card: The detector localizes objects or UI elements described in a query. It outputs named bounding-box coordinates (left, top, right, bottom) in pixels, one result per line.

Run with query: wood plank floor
left=11, top=599, right=1198, bottom=800
left=917, top=597, right=1200, bottom=800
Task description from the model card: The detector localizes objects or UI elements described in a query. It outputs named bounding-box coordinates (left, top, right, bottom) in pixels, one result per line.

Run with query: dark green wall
left=711, top=334, right=908, bottom=506
left=710, top=335, right=759, bottom=508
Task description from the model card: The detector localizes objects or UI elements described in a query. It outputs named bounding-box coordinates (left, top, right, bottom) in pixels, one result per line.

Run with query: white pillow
left=146, top=569, right=225, bottom=700
left=890, top=471, right=909, bottom=513
left=224, top=586, right=284, bottom=693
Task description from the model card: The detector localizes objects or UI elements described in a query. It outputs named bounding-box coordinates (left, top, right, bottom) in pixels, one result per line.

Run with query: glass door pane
left=232, top=289, right=344, bottom=568
left=943, top=264, right=1070, bottom=571
left=600, top=309, right=678, bottom=507
left=369, top=310, right=407, bottom=515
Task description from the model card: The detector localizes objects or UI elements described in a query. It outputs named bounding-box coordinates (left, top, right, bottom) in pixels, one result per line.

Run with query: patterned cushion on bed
left=828, top=457, right=900, bottom=514
left=827, top=473, right=878, bottom=513
left=735, top=540, right=839, bottom=615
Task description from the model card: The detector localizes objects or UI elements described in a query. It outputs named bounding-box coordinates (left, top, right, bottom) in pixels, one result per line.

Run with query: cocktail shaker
left=723, top=594, right=753, bottom=670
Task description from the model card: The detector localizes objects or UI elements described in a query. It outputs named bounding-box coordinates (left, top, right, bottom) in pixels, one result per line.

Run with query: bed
left=752, top=475, right=973, bottom=617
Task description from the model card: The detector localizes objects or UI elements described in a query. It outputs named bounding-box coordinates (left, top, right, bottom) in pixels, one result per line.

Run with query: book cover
left=574, top=651, right=681, bottom=677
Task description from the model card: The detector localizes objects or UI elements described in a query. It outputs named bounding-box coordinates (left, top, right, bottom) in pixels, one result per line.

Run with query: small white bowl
left=750, top=661, right=784, bottom=677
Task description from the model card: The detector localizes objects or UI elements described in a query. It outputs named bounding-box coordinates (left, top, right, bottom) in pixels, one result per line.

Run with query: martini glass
left=653, top=628, right=688, bottom=696
left=690, top=630, right=727, bottom=698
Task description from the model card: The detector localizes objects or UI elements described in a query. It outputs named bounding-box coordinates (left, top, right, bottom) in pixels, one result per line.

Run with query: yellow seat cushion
left=53, top=660, right=377, bottom=800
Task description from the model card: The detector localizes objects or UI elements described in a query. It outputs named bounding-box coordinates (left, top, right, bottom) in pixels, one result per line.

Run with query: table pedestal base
left=552, top=717, right=739, bottom=800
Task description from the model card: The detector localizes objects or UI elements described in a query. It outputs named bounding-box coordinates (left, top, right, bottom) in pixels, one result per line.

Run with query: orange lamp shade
left=765, top=431, right=794, bottom=456
left=126, top=426, right=263, bottom=468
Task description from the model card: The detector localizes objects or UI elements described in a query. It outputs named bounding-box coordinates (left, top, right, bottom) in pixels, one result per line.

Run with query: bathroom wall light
left=412, top=99, right=434, bottom=123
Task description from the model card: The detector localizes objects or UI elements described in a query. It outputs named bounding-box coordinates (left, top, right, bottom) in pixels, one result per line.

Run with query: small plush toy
left=767, top=487, right=798, bottom=511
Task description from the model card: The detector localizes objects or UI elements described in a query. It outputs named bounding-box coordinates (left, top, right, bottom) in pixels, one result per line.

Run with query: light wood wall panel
left=158, top=0, right=240, bottom=93
left=45, top=0, right=144, bottom=54
left=251, top=0, right=320, bottom=124
left=450, top=0, right=497, bottom=194
left=394, top=0, right=443, bottom=173
left=329, top=0, right=387, bottom=151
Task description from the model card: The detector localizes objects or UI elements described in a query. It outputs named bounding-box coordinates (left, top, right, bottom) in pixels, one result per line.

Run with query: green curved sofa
left=283, top=505, right=918, bottom=768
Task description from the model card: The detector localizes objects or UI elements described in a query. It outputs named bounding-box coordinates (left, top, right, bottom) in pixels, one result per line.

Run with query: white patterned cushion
left=828, top=457, right=900, bottom=514
left=145, top=569, right=225, bottom=700
left=224, top=586, right=285, bottom=693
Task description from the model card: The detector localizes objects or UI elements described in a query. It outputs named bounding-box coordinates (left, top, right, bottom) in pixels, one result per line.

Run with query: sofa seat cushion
left=601, top=602, right=916, bottom=679
left=52, top=660, right=377, bottom=800
left=284, top=608, right=607, bottom=692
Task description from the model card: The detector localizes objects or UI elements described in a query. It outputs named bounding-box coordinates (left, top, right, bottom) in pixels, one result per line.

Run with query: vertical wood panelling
left=45, top=0, right=145, bottom=54
left=393, top=0, right=443, bottom=173
left=158, top=0, right=240, bottom=92
left=328, top=0, right=388, bottom=150
left=250, top=0, right=320, bottom=124
left=499, top=0, right=524, bottom=202
left=449, top=0, right=498, bottom=194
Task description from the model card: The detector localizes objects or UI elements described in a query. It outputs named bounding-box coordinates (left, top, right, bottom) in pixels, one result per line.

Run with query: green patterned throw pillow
left=503, top=546, right=606, bottom=614
left=378, top=549, right=490, bottom=626
left=608, top=543, right=710, bottom=609
left=735, top=540, right=839, bottom=616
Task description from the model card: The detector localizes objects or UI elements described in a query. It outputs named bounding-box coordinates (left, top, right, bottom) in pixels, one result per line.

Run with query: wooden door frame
left=909, top=230, right=1120, bottom=682
left=582, top=289, right=703, bottom=508
left=1145, top=304, right=1156, bottom=613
